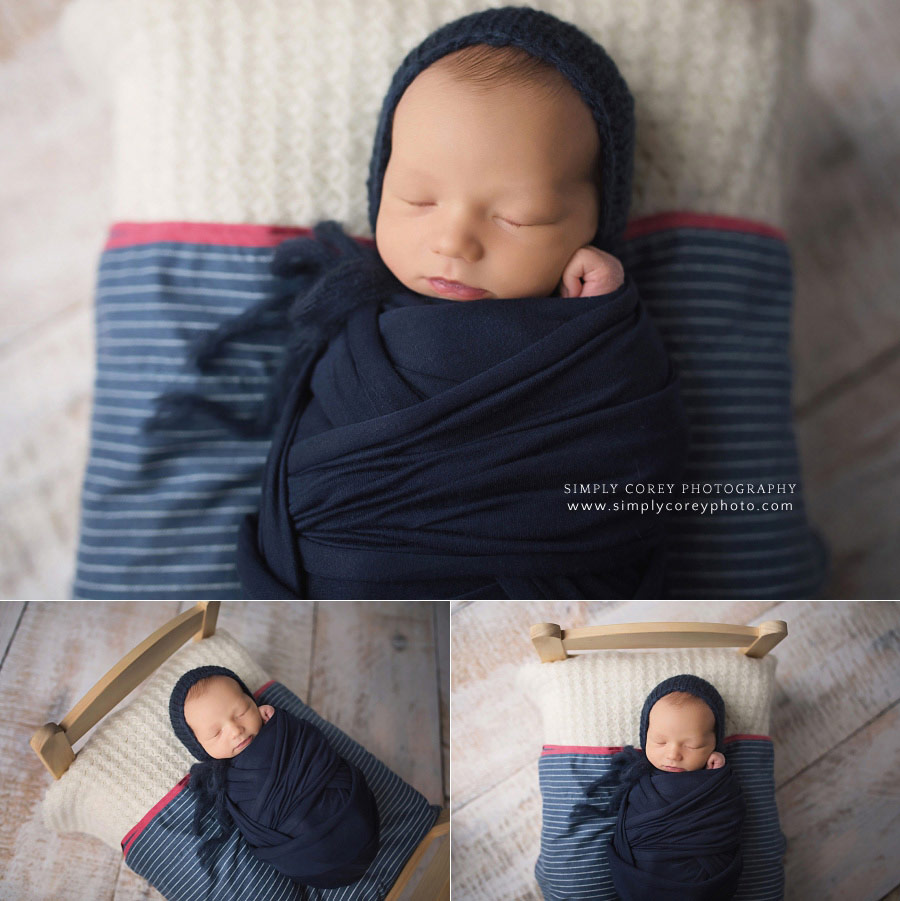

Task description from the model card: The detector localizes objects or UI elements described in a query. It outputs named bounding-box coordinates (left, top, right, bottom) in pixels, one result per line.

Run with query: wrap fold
left=225, top=707, right=380, bottom=888
left=237, top=235, right=688, bottom=599
left=609, top=764, right=745, bottom=901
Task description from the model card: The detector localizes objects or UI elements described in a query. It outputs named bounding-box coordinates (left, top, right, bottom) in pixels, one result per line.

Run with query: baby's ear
left=259, top=704, right=275, bottom=722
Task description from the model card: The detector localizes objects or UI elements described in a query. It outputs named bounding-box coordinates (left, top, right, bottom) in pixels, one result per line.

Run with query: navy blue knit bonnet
left=169, top=665, right=256, bottom=760
left=367, top=6, right=635, bottom=252
left=640, top=674, right=727, bottom=753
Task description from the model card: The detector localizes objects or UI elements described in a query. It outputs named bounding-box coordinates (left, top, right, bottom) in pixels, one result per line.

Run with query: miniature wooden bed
left=525, top=617, right=788, bottom=901
left=30, top=602, right=449, bottom=901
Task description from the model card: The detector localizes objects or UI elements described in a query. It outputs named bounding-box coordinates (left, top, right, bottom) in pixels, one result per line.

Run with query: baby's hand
left=706, top=751, right=726, bottom=770
left=560, top=246, right=625, bottom=298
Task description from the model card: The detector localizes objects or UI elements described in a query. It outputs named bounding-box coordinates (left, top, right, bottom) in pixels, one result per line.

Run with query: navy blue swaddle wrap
left=609, top=764, right=744, bottom=901
left=225, top=707, right=380, bottom=888
left=234, top=230, right=687, bottom=599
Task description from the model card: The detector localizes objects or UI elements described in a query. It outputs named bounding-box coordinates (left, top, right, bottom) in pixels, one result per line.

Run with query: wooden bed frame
left=29, top=601, right=449, bottom=901
left=530, top=620, right=788, bottom=661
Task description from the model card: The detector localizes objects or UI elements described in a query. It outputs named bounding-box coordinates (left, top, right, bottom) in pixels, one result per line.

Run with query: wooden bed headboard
left=530, top=620, right=787, bottom=662
left=30, top=601, right=220, bottom=780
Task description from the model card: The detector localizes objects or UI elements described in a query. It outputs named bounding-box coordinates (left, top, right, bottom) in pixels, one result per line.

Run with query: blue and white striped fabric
left=620, top=219, right=827, bottom=598
left=535, top=738, right=785, bottom=901
left=122, top=681, right=439, bottom=901
left=74, top=216, right=825, bottom=599
left=74, top=225, right=303, bottom=599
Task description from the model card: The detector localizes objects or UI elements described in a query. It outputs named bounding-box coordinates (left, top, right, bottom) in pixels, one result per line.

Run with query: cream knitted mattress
left=519, top=647, right=777, bottom=745
left=60, top=0, right=806, bottom=231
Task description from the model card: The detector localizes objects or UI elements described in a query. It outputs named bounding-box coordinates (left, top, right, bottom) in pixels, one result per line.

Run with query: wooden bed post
left=385, top=809, right=450, bottom=901
left=742, top=620, right=788, bottom=658
left=530, top=623, right=567, bottom=662
left=29, top=723, right=75, bottom=780
left=194, top=601, right=219, bottom=641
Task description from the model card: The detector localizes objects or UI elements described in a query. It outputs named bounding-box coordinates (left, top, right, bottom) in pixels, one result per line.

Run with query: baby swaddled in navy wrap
left=160, top=8, right=687, bottom=599
left=241, top=10, right=686, bottom=599
left=234, top=233, right=685, bottom=599
left=587, top=675, right=745, bottom=900
left=169, top=667, right=380, bottom=888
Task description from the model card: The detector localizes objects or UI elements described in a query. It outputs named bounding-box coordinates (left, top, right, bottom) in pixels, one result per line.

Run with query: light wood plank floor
left=0, top=601, right=449, bottom=901
left=450, top=600, right=900, bottom=901
left=1, top=1, right=899, bottom=599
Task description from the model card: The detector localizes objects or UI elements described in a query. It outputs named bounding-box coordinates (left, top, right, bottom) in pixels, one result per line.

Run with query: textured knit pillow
left=519, top=649, right=786, bottom=901
left=61, top=0, right=824, bottom=598
left=41, top=630, right=439, bottom=901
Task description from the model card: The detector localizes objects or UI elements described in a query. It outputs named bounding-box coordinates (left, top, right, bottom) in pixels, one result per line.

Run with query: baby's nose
left=431, top=216, right=483, bottom=263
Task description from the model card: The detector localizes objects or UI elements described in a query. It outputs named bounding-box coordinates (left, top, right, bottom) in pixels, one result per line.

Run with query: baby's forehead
left=389, top=67, right=599, bottom=188
left=649, top=693, right=714, bottom=726
left=185, top=675, right=245, bottom=707
left=398, top=61, right=582, bottom=128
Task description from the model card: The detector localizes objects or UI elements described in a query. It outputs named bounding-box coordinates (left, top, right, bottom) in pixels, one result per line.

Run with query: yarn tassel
left=574, top=746, right=653, bottom=818
left=151, top=221, right=402, bottom=437
left=188, top=758, right=235, bottom=869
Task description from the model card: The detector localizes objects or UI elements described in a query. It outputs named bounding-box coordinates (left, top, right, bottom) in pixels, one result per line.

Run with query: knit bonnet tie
left=169, top=666, right=258, bottom=865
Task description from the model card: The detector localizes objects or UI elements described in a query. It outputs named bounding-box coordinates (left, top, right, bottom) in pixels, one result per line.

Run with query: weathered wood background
left=0, top=0, right=898, bottom=599
left=0, top=601, right=449, bottom=901
left=451, top=600, right=900, bottom=901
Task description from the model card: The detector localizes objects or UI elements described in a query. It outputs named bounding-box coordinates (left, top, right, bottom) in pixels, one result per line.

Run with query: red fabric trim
left=103, top=221, right=380, bottom=250
left=542, top=744, right=624, bottom=756
left=104, top=221, right=312, bottom=249
left=541, top=735, right=771, bottom=757
left=254, top=680, right=275, bottom=698
left=121, top=774, right=190, bottom=857
left=625, top=212, right=786, bottom=241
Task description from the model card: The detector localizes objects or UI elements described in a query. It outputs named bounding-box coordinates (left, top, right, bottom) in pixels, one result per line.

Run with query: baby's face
left=183, top=676, right=272, bottom=759
left=375, top=64, right=600, bottom=300
left=644, top=695, right=717, bottom=773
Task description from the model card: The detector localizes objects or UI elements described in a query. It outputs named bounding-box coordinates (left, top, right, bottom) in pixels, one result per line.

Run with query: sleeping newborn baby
left=602, top=675, right=745, bottom=900
left=193, top=6, right=687, bottom=599
left=375, top=47, right=625, bottom=303
left=169, top=666, right=380, bottom=888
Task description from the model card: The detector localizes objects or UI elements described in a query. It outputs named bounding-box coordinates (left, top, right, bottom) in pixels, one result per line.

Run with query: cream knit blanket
left=519, top=647, right=777, bottom=747
left=60, top=0, right=808, bottom=232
